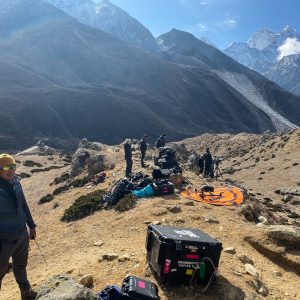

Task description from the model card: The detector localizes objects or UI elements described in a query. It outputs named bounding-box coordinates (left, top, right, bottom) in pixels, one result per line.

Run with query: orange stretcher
left=180, top=186, right=244, bottom=206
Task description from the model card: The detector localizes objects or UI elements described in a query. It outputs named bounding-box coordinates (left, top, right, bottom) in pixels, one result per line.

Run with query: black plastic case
left=146, top=225, right=222, bottom=284
left=152, top=180, right=174, bottom=195
left=121, top=276, right=160, bottom=300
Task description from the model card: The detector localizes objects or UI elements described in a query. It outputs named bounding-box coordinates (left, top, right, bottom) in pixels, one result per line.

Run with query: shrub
left=61, top=190, right=105, bottom=222
left=38, top=194, right=54, bottom=205
left=23, top=160, right=43, bottom=167
left=51, top=173, right=70, bottom=185
left=114, top=193, right=137, bottom=212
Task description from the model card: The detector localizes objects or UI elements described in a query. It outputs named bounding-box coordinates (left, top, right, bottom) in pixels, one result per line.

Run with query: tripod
left=214, top=164, right=223, bottom=180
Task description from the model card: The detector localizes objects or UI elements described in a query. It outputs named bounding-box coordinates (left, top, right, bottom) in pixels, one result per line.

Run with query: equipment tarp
left=181, top=186, right=244, bottom=206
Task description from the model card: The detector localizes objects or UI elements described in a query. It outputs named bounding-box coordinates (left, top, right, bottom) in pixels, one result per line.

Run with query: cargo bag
left=121, top=276, right=160, bottom=300
left=152, top=180, right=174, bottom=195
left=146, top=225, right=222, bottom=286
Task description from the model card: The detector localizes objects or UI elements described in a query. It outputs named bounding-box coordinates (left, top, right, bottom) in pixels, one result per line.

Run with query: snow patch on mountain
left=215, top=71, right=298, bottom=131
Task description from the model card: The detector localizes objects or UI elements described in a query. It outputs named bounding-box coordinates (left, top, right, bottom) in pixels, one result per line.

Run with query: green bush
left=23, top=160, right=43, bottom=167
left=114, top=193, right=137, bottom=212
left=51, top=173, right=70, bottom=185
left=61, top=190, right=105, bottom=222
left=39, top=194, right=54, bottom=205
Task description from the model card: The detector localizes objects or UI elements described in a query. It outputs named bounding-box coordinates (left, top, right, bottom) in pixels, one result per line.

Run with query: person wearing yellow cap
left=0, top=154, right=37, bottom=299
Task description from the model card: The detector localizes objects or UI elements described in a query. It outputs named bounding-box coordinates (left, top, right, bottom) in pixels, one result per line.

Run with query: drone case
left=146, top=225, right=222, bottom=284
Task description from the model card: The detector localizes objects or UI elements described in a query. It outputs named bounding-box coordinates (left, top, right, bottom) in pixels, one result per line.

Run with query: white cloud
left=278, top=38, right=300, bottom=60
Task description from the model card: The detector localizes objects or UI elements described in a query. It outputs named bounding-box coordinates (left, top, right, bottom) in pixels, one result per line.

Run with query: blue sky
left=95, top=0, right=300, bottom=49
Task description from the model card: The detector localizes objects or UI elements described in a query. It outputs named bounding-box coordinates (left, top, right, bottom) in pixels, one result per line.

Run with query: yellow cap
left=0, top=153, right=16, bottom=169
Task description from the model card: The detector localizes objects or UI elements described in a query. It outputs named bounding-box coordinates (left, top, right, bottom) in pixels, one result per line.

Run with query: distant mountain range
left=224, top=26, right=300, bottom=95
left=0, top=0, right=299, bottom=150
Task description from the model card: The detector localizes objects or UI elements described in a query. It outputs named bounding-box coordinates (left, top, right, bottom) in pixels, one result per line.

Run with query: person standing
left=123, top=139, right=133, bottom=177
left=140, top=135, right=148, bottom=168
left=203, top=148, right=213, bottom=178
left=155, top=133, right=166, bottom=151
left=0, top=154, right=37, bottom=300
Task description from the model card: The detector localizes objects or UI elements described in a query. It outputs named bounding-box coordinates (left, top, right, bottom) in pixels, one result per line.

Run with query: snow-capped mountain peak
left=46, top=0, right=158, bottom=50
left=247, top=28, right=278, bottom=50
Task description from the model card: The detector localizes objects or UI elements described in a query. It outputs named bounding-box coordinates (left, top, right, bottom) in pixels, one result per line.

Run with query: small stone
left=244, top=264, right=259, bottom=278
left=237, top=255, right=254, bottom=265
left=258, top=216, right=268, bottom=224
left=151, top=220, right=161, bottom=225
left=224, top=247, right=236, bottom=255
left=283, top=194, right=294, bottom=203
left=79, top=274, right=93, bottom=287
left=174, top=218, right=185, bottom=223
left=167, top=205, right=182, bottom=214
left=93, top=240, right=104, bottom=247
left=273, top=271, right=283, bottom=277
left=101, top=253, right=119, bottom=261
left=118, top=255, right=131, bottom=262
left=204, top=217, right=219, bottom=224
left=184, top=201, right=194, bottom=206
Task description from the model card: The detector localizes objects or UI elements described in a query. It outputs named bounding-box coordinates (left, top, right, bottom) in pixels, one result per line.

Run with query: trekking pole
left=31, top=238, right=49, bottom=269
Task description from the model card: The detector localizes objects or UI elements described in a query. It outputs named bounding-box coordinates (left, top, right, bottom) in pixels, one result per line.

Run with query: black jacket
left=140, top=138, right=147, bottom=152
left=124, top=143, right=132, bottom=160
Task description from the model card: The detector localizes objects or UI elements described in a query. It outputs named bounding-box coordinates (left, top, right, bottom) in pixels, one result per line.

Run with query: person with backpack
left=140, top=135, right=147, bottom=168
left=0, top=154, right=37, bottom=300
left=155, top=133, right=166, bottom=149
left=123, top=139, right=133, bottom=177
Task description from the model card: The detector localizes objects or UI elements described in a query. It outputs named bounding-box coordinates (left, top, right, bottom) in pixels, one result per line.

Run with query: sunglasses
left=0, top=164, right=17, bottom=171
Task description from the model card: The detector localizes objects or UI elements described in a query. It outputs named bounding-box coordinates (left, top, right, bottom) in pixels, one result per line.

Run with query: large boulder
left=187, top=153, right=200, bottom=172
left=279, top=187, right=300, bottom=196
left=267, top=225, right=300, bottom=246
left=70, top=149, right=90, bottom=178
left=87, top=155, right=106, bottom=177
left=36, top=274, right=97, bottom=300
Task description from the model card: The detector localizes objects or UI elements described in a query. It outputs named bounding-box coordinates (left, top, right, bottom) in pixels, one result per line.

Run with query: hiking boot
left=20, top=287, right=37, bottom=300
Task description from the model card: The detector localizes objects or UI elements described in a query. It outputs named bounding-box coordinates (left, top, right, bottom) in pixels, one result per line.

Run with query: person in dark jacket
left=0, top=154, right=37, bottom=300
left=123, top=139, right=133, bottom=177
left=140, top=135, right=147, bottom=167
left=198, top=154, right=204, bottom=174
left=203, top=148, right=213, bottom=178
left=155, top=133, right=166, bottom=149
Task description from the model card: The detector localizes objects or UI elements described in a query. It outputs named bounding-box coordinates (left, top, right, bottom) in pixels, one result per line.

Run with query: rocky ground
left=0, top=130, right=299, bottom=300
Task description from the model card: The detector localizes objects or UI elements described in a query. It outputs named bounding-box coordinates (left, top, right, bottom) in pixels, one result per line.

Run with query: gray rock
left=280, top=187, right=300, bottom=196
left=36, top=274, right=96, bottom=300
left=70, top=149, right=90, bottom=178
left=79, top=275, right=93, bottom=287
left=204, top=217, right=219, bottom=224
left=283, top=194, right=294, bottom=203
left=248, top=279, right=269, bottom=297
left=224, top=247, right=236, bottom=255
left=87, top=155, right=106, bottom=177
left=167, top=205, right=182, bottom=214
left=237, top=255, right=254, bottom=265
left=258, top=216, right=268, bottom=224
left=244, top=264, right=259, bottom=278
left=187, top=153, right=200, bottom=172
left=100, top=253, right=119, bottom=261
left=267, top=225, right=300, bottom=245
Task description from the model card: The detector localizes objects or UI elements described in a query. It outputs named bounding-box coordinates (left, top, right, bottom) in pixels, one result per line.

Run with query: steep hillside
left=0, top=130, right=299, bottom=299
left=1, top=0, right=293, bottom=150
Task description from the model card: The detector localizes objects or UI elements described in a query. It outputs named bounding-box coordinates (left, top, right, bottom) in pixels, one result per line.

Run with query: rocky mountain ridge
left=0, top=0, right=300, bottom=150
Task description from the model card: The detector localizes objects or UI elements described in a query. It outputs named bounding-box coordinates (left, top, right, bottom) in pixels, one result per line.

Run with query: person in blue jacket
left=0, top=154, right=37, bottom=300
